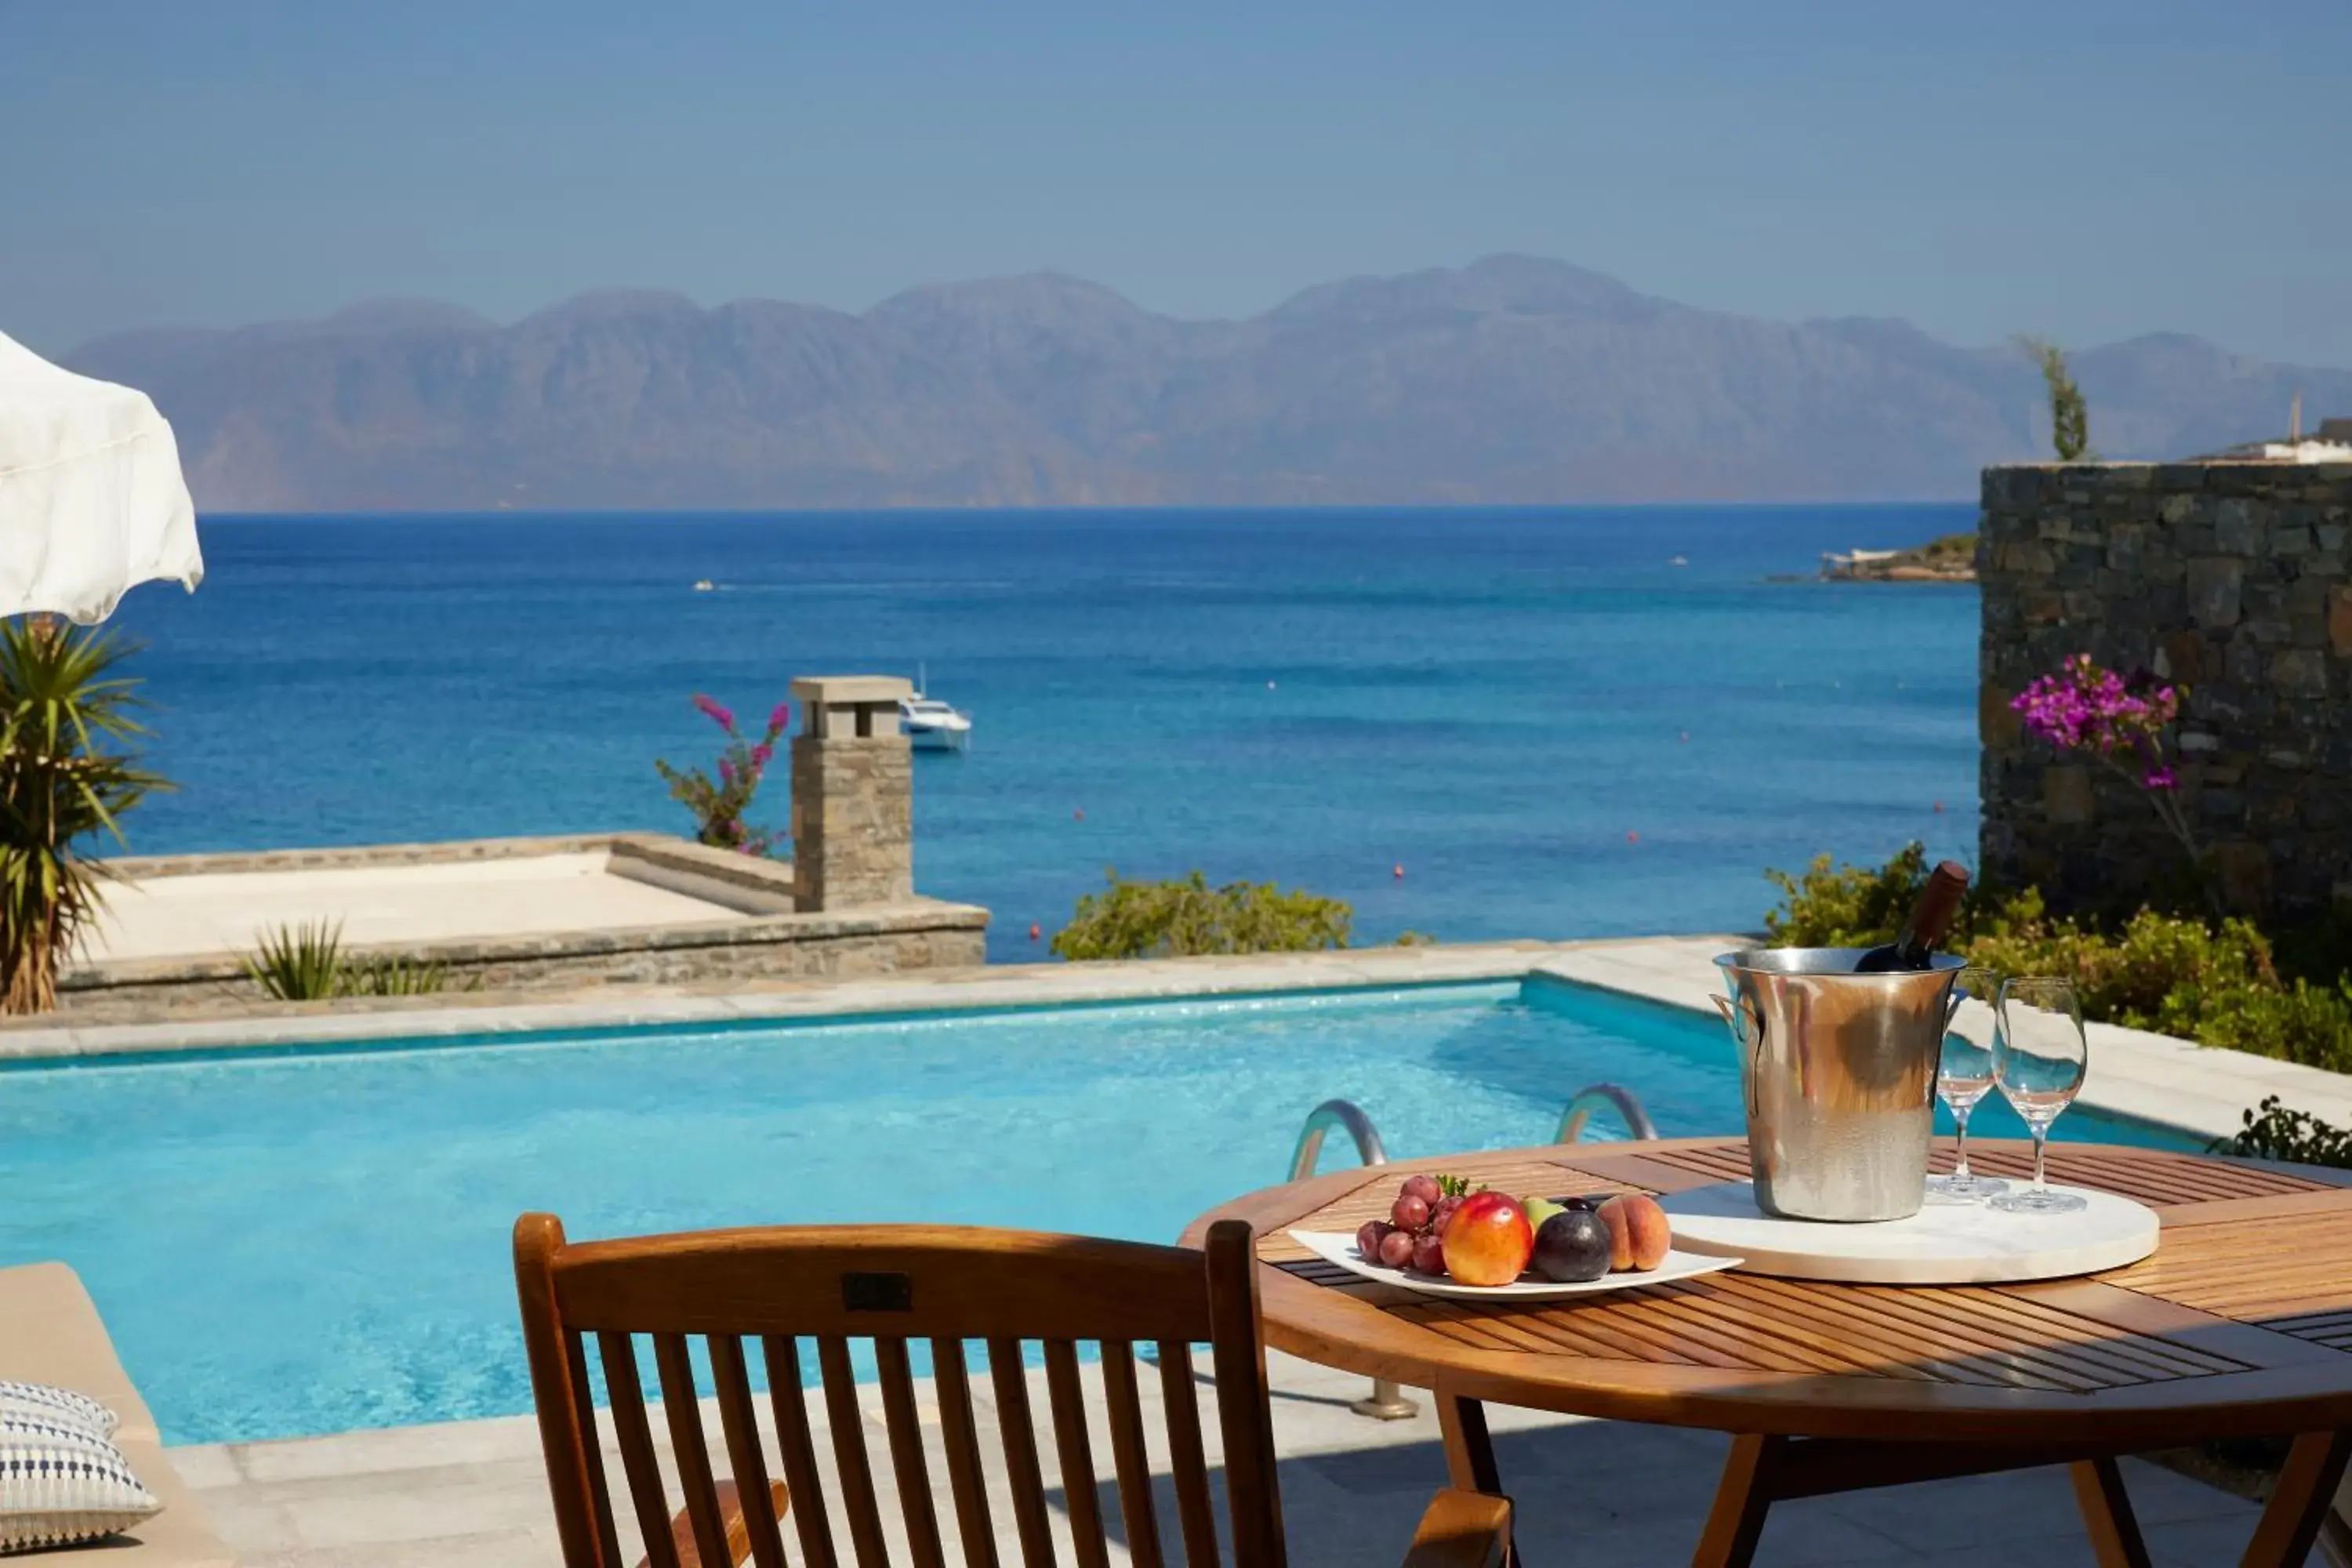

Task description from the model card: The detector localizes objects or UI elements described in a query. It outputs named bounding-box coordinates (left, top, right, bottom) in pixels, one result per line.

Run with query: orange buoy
left=1073, top=808, right=1084, bottom=822
left=1392, top=863, right=1405, bottom=879
left=1933, top=800, right=1945, bottom=814
left=1626, top=830, right=1641, bottom=844
left=1029, top=922, right=1042, bottom=941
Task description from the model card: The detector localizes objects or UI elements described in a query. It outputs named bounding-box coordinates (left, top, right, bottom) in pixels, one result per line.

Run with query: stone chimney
left=787, top=675, right=914, bottom=912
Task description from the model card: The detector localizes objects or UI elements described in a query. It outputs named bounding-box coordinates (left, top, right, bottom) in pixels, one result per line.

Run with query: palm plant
left=243, top=920, right=350, bottom=1001
left=243, top=919, right=452, bottom=1000
left=0, top=622, right=164, bottom=1014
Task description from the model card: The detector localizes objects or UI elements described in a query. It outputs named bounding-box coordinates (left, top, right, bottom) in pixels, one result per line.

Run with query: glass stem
left=1951, top=1103, right=1973, bottom=1179
left=2031, top=1125, right=2049, bottom=1196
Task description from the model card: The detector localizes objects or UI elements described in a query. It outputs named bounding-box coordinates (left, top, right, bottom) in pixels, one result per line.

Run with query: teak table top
left=1185, top=1137, right=2352, bottom=1448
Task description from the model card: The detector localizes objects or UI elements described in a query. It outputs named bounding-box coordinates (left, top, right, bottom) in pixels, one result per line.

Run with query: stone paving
left=25, top=934, right=2351, bottom=1140
left=169, top=1349, right=2264, bottom=1568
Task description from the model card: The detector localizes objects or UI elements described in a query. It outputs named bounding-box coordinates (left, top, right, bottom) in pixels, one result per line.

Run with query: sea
left=107, top=506, right=1980, bottom=958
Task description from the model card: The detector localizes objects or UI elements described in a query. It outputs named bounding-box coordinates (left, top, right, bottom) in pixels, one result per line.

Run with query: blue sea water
left=111, top=506, right=1980, bottom=951
left=0, top=981, right=2182, bottom=1443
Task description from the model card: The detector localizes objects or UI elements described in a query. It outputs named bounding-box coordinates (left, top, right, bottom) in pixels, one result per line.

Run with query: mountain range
left=60, top=256, right=2352, bottom=510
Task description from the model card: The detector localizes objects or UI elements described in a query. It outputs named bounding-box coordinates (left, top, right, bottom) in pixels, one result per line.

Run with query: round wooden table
left=1185, top=1135, right=2352, bottom=1568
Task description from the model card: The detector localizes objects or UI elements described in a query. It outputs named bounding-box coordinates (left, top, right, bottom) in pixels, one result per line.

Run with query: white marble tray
left=1657, top=1181, right=2159, bottom=1284
left=1287, top=1229, right=1740, bottom=1300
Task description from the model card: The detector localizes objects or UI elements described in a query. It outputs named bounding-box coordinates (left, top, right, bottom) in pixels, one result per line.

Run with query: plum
left=1530, top=1209, right=1612, bottom=1283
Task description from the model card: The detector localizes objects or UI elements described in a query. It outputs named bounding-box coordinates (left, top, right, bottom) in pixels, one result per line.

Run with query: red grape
left=1399, top=1174, right=1443, bottom=1207
left=1410, top=1232, right=1446, bottom=1275
left=1355, top=1220, right=1392, bottom=1259
left=1391, top=1194, right=1431, bottom=1230
left=1429, top=1196, right=1462, bottom=1236
left=1377, top=1229, right=1415, bottom=1269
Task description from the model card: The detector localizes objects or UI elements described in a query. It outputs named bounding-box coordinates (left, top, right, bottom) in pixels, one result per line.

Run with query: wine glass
left=1924, top=967, right=2010, bottom=1203
left=1989, top=977, right=2089, bottom=1215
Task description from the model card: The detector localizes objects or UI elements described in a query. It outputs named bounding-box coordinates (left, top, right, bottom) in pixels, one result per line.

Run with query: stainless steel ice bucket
left=1710, top=948, right=1964, bottom=1222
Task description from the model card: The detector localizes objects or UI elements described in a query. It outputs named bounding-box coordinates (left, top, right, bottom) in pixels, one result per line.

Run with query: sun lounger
left=0, top=1261, right=236, bottom=1565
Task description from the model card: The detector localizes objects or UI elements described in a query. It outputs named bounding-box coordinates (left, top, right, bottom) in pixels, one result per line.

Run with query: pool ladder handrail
left=1555, top=1082, right=1659, bottom=1145
left=1287, top=1100, right=1415, bottom=1421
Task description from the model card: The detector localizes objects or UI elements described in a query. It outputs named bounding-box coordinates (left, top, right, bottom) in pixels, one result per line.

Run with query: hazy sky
left=7, top=0, right=2348, bottom=365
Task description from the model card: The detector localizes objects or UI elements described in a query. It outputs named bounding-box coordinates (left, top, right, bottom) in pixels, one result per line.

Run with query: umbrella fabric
left=0, top=331, right=201, bottom=623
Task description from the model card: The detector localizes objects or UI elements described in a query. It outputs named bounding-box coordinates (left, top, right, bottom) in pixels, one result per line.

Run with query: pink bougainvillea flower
left=2144, top=766, right=2177, bottom=790
left=717, top=758, right=735, bottom=784
left=691, top=692, right=738, bottom=731
left=768, top=702, right=793, bottom=734
left=750, top=742, right=774, bottom=769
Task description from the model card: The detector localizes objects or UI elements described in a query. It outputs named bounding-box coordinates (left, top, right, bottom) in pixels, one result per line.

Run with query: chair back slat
left=653, top=1334, right=735, bottom=1568
left=1101, top=1341, right=1165, bottom=1568
left=706, top=1337, right=787, bottom=1568
left=763, top=1337, right=841, bottom=1568
left=517, top=1216, right=1283, bottom=1568
left=928, top=1338, right=1000, bottom=1568
left=1156, top=1341, right=1221, bottom=1568
left=598, top=1331, right=686, bottom=1568
left=1204, top=1225, right=1286, bottom=1568
left=815, top=1336, right=893, bottom=1568
left=986, top=1337, right=1059, bottom=1568
left=564, top=1334, right=626, bottom=1568
left=874, top=1338, right=948, bottom=1568
left=1044, top=1339, right=1112, bottom=1568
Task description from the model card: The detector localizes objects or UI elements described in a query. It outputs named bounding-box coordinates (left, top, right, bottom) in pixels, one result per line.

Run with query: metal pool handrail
left=1556, top=1083, right=1657, bottom=1144
left=1288, top=1098, right=1389, bottom=1181
left=1286, top=1099, right=1415, bottom=1420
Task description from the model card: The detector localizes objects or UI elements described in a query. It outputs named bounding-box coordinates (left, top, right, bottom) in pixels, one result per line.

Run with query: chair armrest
left=638, top=1478, right=791, bottom=1568
left=1399, top=1486, right=1512, bottom=1568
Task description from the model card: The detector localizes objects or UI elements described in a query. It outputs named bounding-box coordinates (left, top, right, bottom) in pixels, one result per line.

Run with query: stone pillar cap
left=790, top=675, right=915, bottom=703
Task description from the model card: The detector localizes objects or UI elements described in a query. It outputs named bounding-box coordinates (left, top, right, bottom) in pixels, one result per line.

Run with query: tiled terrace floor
left=169, top=1349, right=2263, bottom=1568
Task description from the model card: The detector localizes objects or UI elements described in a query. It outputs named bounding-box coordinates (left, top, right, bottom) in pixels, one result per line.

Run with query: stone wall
left=1979, top=461, right=2352, bottom=916
left=47, top=901, right=989, bottom=1024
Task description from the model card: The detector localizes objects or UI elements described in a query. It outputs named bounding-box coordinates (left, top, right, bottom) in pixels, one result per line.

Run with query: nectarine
left=1597, top=1193, right=1671, bottom=1272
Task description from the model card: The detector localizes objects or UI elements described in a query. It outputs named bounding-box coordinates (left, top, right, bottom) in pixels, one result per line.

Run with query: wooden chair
left=515, top=1214, right=1510, bottom=1568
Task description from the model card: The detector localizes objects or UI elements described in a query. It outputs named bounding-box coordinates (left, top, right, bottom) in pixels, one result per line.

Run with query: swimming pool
left=0, top=978, right=2192, bottom=1444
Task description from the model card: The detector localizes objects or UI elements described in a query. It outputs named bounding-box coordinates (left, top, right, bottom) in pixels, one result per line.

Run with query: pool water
left=0, top=980, right=2192, bottom=1444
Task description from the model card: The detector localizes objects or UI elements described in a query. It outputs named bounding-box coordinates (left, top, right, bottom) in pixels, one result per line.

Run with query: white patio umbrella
left=0, top=329, right=201, bottom=622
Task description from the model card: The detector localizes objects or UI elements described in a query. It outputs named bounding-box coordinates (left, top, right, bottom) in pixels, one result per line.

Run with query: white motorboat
left=900, top=688, right=972, bottom=752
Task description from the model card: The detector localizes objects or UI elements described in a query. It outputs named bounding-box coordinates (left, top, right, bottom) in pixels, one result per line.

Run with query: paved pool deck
left=82, top=850, right=751, bottom=962
left=20, top=935, right=2352, bottom=1143
left=172, top=1348, right=2267, bottom=1568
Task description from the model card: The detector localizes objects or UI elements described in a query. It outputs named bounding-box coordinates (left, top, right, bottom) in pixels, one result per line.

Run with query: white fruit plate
left=1287, top=1229, right=1740, bottom=1300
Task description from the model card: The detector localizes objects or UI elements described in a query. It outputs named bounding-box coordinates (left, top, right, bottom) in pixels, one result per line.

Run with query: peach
left=1439, top=1192, right=1534, bottom=1287
left=1597, top=1194, right=1671, bottom=1272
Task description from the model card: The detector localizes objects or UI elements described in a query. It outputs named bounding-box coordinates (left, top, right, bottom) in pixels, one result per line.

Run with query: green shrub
left=245, top=920, right=452, bottom=1000
left=1762, top=842, right=1991, bottom=949
left=1051, top=871, right=1352, bottom=960
left=2220, top=1096, right=2352, bottom=1171
left=1762, top=847, right=2352, bottom=1072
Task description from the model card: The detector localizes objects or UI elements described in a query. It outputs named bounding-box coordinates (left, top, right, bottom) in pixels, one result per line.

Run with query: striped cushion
left=0, top=1414, right=160, bottom=1554
left=0, top=1385, right=117, bottom=1441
